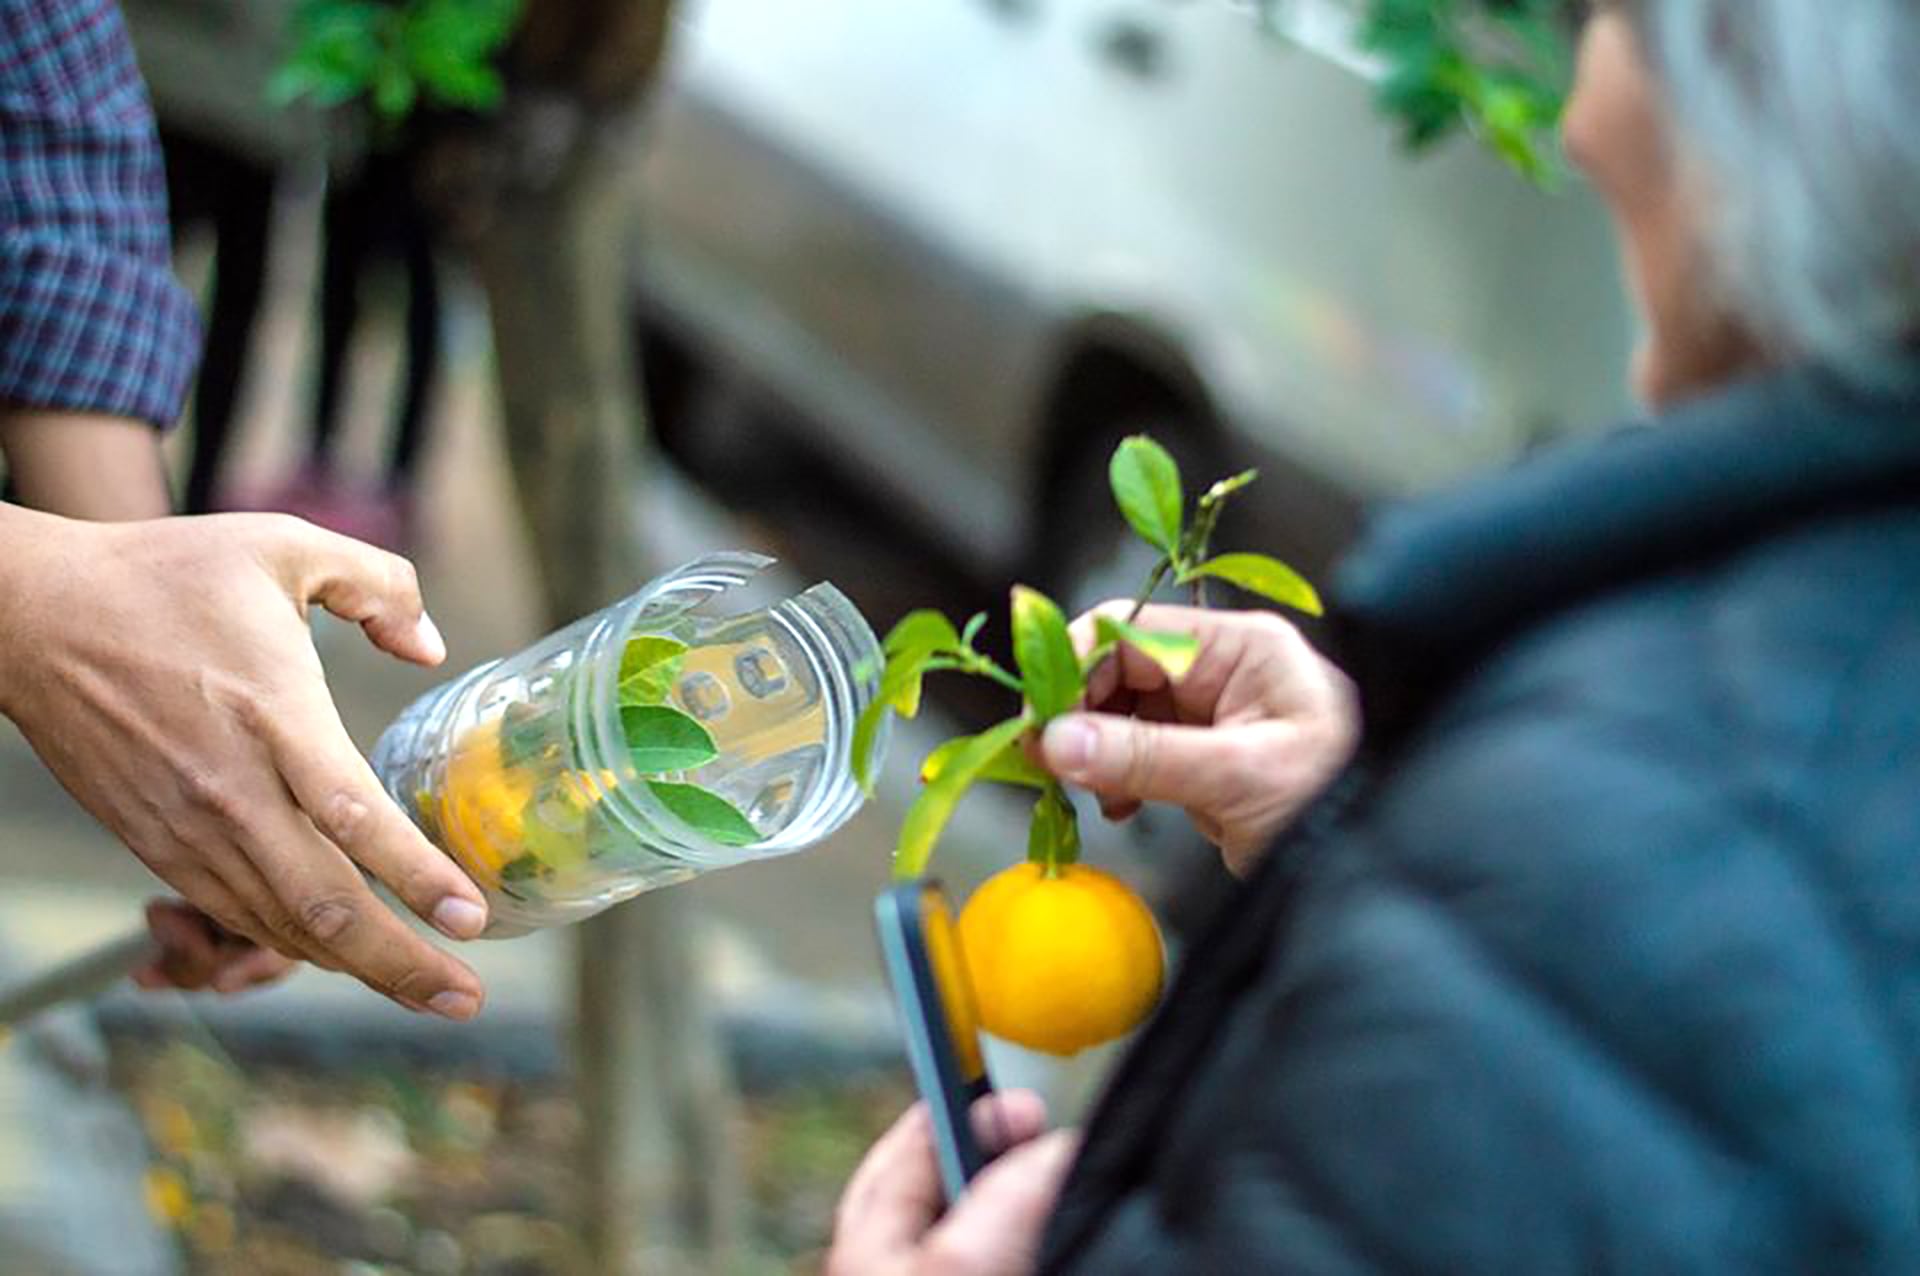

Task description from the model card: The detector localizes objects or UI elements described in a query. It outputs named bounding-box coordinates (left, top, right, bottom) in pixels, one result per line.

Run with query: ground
left=120, top=1036, right=912, bottom=1275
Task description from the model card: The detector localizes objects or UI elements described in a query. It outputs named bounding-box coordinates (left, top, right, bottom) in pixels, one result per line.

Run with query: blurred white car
left=634, top=0, right=1634, bottom=598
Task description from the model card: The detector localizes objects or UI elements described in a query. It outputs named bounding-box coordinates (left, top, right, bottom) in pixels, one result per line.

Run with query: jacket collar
left=1331, top=364, right=1920, bottom=745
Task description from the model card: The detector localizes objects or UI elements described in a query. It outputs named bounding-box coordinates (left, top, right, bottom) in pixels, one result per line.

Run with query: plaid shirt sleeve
left=0, top=0, right=201, bottom=428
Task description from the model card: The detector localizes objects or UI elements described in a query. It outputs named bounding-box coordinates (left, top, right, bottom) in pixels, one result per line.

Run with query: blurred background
left=0, top=0, right=1630, bottom=1272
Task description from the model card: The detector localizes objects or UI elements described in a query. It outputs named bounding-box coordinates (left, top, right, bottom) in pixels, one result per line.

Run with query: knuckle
left=226, top=685, right=277, bottom=736
left=383, top=963, right=439, bottom=1007
left=254, top=512, right=313, bottom=550
left=177, top=766, right=244, bottom=824
left=1121, top=723, right=1160, bottom=791
left=311, top=788, right=374, bottom=848
left=296, top=892, right=360, bottom=943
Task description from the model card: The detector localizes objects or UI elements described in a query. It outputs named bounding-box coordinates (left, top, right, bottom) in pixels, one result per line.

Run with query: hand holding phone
left=875, top=878, right=996, bottom=1203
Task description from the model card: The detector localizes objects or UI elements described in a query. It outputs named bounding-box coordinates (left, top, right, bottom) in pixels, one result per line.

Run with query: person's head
left=1563, top=0, right=1920, bottom=408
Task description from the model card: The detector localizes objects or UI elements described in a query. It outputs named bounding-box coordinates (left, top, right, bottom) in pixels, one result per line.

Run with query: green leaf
left=416, top=56, right=504, bottom=109
left=882, top=648, right=936, bottom=718
left=1010, top=586, right=1084, bottom=722
left=884, top=609, right=961, bottom=658
left=1109, top=436, right=1185, bottom=557
left=1093, top=616, right=1201, bottom=681
left=918, top=737, right=1051, bottom=789
left=618, top=636, right=688, bottom=707
left=372, top=60, right=418, bottom=120
left=851, top=695, right=890, bottom=795
left=521, top=816, right=589, bottom=875
left=1182, top=553, right=1325, bottom=616
left=851, top=645, right=944, bottom=793
left=499, top=853, right=543, bottom=883
left=1025, top=784, right=1081, bottom=870
left=647, top=782, right=761, bottom=847
left=268, top=58, right=367, bottom=107
left=895, top=717, right=1032, bottom=879
left=498, top=701, right=560, bottom=769
left=621, top=705, right=720, bottom=774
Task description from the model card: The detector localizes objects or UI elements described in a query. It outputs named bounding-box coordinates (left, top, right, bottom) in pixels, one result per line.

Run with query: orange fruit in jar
left=956, top=862, right=1165, bottom=1057
left=436, top=720, right=536, bottom=888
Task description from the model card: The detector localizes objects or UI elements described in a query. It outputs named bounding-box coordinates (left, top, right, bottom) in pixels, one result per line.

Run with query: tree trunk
left=457, top=4, right=745, bottom=1267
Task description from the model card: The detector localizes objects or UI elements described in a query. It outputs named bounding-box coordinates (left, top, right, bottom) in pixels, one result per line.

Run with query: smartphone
left=874, top=878, right=994, bottom=1203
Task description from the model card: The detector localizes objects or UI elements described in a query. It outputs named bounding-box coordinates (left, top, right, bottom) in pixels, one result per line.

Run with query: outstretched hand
left=0, top=509, right=489, bottom=1020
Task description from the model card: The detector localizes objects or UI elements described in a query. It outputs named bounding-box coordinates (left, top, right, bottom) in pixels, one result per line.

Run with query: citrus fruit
left=956, top=862, right=1165, bottom=1056
left=436, top=719, right=537, bottom=888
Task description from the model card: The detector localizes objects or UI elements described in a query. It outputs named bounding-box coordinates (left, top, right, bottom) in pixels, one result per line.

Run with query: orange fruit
left=956, top=862, right=1165, bottom=1057
left=436, top=720, right=536, bottom=888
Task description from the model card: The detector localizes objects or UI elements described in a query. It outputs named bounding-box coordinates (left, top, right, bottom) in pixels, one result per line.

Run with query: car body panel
left=636, top=0, right=1636, bottom=569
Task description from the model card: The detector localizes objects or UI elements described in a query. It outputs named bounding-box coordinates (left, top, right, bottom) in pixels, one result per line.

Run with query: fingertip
left=414, top=611, right=447, bottom=665
left=431, top=895, right=488, bottom=941
left=428, top=989, right=482, bottom=1021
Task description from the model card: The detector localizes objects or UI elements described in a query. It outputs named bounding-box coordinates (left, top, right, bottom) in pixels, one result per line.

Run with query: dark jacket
left=1040, top=366, right=1920, bottom=1274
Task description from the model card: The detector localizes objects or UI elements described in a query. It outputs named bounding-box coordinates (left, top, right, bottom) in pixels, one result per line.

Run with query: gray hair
left=1627, top=0, right=1920, bottom=382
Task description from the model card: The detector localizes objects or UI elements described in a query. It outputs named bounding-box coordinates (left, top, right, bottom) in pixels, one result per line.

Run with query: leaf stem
left=961, top=651, right=1025, bottom=695
left=920, top=650, right=1023, bottom=695
left=1127, top=557, right=1173, bottom=624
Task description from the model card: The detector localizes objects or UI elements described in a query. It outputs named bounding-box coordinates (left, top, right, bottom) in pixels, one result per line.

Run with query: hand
left=1040, top=602, right=1360, bottom=875
left=132, top=898, right=299, bottom=994
left=0, top=507, right=490, bottom=1019
left=828, top=1091, right=1077, bottom=1276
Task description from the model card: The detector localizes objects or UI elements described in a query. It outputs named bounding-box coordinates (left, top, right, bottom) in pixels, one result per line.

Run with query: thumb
left=926, top=1130, right=1080, bottom=1267
left=1041, top=712, right=1242, bottom=811
left=274, top=520, right=446, bottom=667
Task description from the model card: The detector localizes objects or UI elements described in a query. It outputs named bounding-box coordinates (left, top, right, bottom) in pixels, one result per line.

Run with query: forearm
left=0, top=412, right=172, bottom=521
left=0, top=500, right=65, bottom=717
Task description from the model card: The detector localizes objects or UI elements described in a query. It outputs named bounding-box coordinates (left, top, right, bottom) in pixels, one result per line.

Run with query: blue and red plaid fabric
left=0, top=0, right=199, bottom=427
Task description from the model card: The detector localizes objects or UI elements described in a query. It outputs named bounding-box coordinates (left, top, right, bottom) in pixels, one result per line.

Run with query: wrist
left=0, top=503, right=71, bottom=716
left=0, top=411, right=172, bottom=520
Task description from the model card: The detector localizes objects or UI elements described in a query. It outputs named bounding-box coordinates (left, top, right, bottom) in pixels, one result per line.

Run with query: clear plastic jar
left=370, top=553, right=883, bottom=937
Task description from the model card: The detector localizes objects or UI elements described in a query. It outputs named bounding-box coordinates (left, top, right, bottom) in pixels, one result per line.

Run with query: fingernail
left=1044, top=717, right=1097, bottom=777
left=415, top=612, right=448, bottom=663
left=432, top=896, right=487, bottom=940
left=428, top=990, right=480, bottom=1021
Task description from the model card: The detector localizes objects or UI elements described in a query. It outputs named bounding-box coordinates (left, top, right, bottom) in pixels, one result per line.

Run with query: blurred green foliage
left=1356, top=0, right=1579, bottom=183
left=270, top=0, right=524, bottom=122
left=273, top=0, right=1578, bottom=175
left=1258, top=0, right=1579, bottom=183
